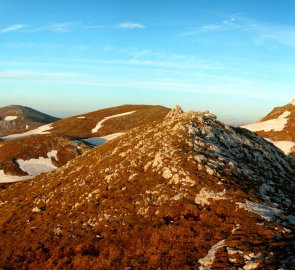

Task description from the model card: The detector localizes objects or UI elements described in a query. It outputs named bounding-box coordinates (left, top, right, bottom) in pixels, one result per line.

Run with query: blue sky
left=0, top=0, right=294, bottom=123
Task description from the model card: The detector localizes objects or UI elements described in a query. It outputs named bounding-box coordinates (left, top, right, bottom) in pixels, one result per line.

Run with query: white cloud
left=115, top=22, right=145, bottom=29
left=0, top=24, right=25, bottom=33
left=26, top=22, right=81, bottom=33
left=48, top=22, right=74, bottom=32
left=0, top=67, right=292, bottom=104
left=0, top=21, right=145, bottom=34
left=181, top=18, right=237, bottom=36
left=42, top=22, right=81, bottom=33
left=181, top=16, right=295, bottom=47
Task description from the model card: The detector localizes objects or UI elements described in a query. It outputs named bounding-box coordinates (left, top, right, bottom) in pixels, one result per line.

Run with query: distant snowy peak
left=289, top=98, right=295, bottom=105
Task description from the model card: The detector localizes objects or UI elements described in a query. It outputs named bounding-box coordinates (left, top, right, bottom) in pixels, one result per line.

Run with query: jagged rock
left=165, top=105, right=183, bottom=118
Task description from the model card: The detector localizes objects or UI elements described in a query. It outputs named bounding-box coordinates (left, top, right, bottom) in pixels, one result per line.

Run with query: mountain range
left=0, top=105, right=169, bottom=182
left=0, top=104, right=294, bottom=269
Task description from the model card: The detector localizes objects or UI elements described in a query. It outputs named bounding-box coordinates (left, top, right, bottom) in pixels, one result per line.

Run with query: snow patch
left=1, top=124, right=53, bottom=140
left=83, top=132, right=125, bottom=146
left=47, top=150, right=59, bottom=161
left=242, top=111, right=290, bottom=132
left=77, top=116, right=86, bottom=119
left=266, top=138, right=295, bottom=155
left=16, top=150, right=58, bottom=178
left=91, top=111, right=136, bottom=133
left=198, top=239, right=225, bottom=269
left=4, top=116, right=18, bottom=121
left=195, top=188, right=226, bottom=206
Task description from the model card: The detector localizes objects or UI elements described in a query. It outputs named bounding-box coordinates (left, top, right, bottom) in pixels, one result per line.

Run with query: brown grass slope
left=0, top=104, right=168, bottom=181
left=0, top=134, right=90, bottom=177
left=256, top=102, right=295, bottom=142
left=0, top=106, right=294, bottom=269
left=0, top=105, right=59, bottom=136
left=50, top=104, right=169, bottom=138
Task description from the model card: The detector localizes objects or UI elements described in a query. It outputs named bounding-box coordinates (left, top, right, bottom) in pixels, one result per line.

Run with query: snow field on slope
left=242, top=111, right=290, bottom=132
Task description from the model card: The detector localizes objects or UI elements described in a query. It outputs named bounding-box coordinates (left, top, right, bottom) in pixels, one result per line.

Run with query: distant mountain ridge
left=0, top=105, right=59, bottom=137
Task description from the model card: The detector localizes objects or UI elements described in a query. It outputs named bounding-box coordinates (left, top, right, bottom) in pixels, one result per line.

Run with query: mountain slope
left=0, top=105, right=169, bottom=183
left=0, top=106, right=294, bottom=269
left=242, top=99, right=295, bottom=155
left=49, top=104, right=170, bottom=138
left=0, top=105, right=59, bottom=137
left=0, top=134, right=90, bottom=183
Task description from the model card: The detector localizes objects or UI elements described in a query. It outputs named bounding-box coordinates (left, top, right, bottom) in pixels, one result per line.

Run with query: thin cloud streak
left=0, top=24, right=25, bottom=33
left=1, top=70, right=290, bottom=102
left=26, top=22, right=81, bottom=33
left=115, top=22, right=145, bottom=29
left=11, top=21, right=145, bottom=33
left=181, top=18, right=237, bottom=36
left=181, top=16, right=295, bottom=47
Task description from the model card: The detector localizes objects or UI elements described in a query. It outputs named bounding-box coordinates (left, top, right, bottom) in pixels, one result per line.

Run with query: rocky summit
left=0, top=106, right=294, bottom=269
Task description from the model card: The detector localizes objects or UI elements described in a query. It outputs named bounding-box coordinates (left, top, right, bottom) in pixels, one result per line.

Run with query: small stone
left=162, top=168, right=173, bottom=179
left=53, top=227, right=62, bottom=236
left=32, top=207, right=42, bottom=213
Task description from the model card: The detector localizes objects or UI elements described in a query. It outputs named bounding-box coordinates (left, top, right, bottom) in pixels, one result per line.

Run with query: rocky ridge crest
left=0, top=106, right=294, bottom=269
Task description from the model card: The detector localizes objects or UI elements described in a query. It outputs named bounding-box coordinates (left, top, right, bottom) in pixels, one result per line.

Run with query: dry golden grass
left=0, top=106, right=294, bottom=269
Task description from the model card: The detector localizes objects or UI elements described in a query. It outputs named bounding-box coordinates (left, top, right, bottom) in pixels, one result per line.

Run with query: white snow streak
left=91, top=111, right=136, bottom=133
left=1, top=124, right=53, bottom=140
